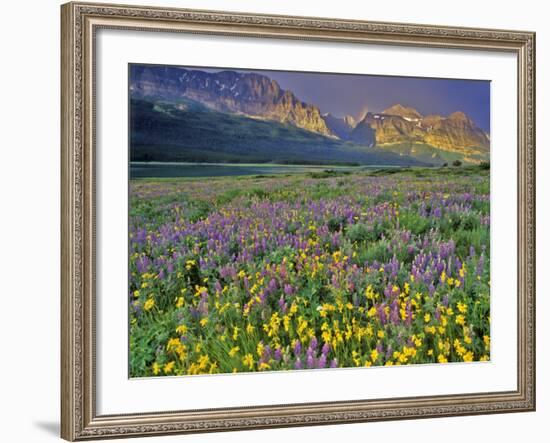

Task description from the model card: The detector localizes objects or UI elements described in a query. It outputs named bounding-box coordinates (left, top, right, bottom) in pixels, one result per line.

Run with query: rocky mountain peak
left=382, top=104, right=423, bottom=120
left=447, top=111, right=474, bottom=124
left=130, top=65, right=334, bottom=137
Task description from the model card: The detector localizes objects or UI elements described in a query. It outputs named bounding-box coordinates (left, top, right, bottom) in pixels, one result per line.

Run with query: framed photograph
left=61, top=1, right=536, bottom=440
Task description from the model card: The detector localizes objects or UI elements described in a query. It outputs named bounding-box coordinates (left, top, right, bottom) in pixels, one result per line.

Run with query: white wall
left=0, top=1, right=546, bottom=442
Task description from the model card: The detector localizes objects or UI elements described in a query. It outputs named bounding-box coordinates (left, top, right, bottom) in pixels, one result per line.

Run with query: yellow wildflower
left=152, top=362, right=161, bottom=375
left=163, top=361, right=175, bottom=374
left=143, top=298, right=155, bottom=311
left=257, top=342, right=265, bottom=358
left=198, top=354, right=210, bottom=369
left=243, top=353, right=254, bottom=370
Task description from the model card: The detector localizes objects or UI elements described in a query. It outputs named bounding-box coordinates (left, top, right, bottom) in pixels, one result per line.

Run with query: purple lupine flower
left=274, top=348, right=282, bottom=361
left=293, top=340, right=302, bottom=356
left=310, top=336, right=318, bottom=351
left=390, top=299, right=400, bottom=325
left=294, top=358, right=303, bottom=370
left=330, top=358, right=338, bottom=368
left=318, top=354, right=327, bottom=369
left=321, top=342, right=331, bottom=356
left=377, top=304, right=388, bottom=325
left=306, top=354, right=315, bottom=369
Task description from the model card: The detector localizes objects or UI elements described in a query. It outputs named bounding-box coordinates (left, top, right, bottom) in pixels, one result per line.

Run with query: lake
left=130, top=162, right=366, bottom=178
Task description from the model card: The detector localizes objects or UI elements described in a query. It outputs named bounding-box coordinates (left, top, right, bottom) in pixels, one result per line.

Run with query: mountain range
left=130, top=65, right=490, bottom=166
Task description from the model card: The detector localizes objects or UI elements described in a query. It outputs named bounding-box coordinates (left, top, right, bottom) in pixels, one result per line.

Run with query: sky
left=198, top=66, right=491, bottom=132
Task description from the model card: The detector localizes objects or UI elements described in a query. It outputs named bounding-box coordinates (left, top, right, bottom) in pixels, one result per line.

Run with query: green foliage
left=187, top=200, right=213, bottom=223
left=346, top=223, right=372, bottom=243
left=399, top=211, right=431, bottom=236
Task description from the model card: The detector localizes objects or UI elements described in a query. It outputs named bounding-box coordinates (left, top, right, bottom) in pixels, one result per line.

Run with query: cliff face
left=422, top=111, right=490, bottom=153
left=363, top=112, right=425, bottom=145
left=356, top=106, right=489, bottom=154
left=130, top=65, right=334, bottom=137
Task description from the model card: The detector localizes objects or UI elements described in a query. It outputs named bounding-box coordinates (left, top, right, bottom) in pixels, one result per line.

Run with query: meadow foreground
left=129, top=167, right=490, bottom=377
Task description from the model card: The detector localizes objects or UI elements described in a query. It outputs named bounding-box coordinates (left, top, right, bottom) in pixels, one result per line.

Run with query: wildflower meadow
left=129, top=166, right=490, bottom=377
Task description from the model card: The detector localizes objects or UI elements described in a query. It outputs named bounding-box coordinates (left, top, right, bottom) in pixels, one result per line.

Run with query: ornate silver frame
left=61, top=2, right=536, bottom=440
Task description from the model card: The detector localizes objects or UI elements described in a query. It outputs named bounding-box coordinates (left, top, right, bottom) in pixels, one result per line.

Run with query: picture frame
left=61, top=1, right=536, bottom=440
